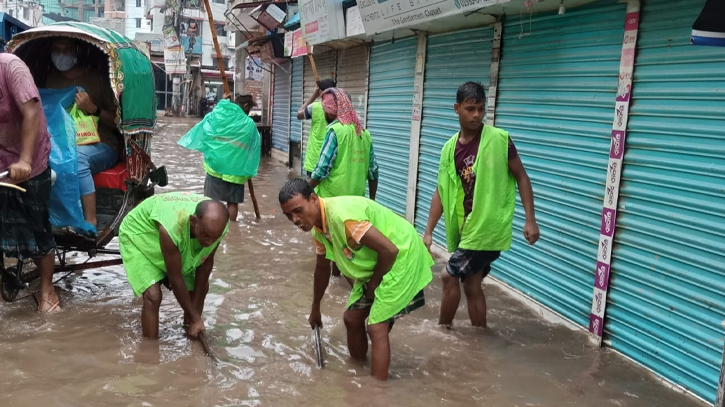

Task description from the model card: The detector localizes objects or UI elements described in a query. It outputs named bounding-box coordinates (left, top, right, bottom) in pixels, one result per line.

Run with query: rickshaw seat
left=93, top=162, right=128, bottom=192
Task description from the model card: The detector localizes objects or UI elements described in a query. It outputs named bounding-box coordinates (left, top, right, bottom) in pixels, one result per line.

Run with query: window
left=136, top=0, right=141, bottom=7
left=23, top=7, right=29, bottom=19
left=215, top=23, right=226, bottom=37
left=8, top=9, right=13, bottom=17
left=212, top=0, right=224, bottom=4
left=211, top=58, right=230, bottom=70
left=136, top=18, right=142, bottom=28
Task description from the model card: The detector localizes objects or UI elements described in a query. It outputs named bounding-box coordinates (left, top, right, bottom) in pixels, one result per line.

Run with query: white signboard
left=164, top=46, right=187, bottom=74
left=357, top=0, right=511, bottom=34
left=136, top=33, right=164, bottom=53
left=346, top=6, right=366, bottom=37
left=299, top=0, right=346, bottom=45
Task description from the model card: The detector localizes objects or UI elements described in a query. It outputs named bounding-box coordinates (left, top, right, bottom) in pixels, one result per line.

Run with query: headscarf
left=320, top=88, right=363, bottom=136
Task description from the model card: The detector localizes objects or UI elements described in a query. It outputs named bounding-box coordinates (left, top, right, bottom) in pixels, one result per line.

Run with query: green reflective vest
left=303, top=102, right=328, bottom=173
left=119, top=192, right=229, bottom=287
left=437, top=125, right=516, bottom=252
left=316, top=122, right=372, bottom=198
left=311, top=196, right=433, bottom=317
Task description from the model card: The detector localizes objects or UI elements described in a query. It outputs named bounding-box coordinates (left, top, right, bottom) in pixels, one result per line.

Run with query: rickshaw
left=0, top=23, right=166, bottom=303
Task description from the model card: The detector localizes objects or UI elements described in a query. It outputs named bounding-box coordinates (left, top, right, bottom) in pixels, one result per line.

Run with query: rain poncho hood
left=177, top=100, right=261, bottom=178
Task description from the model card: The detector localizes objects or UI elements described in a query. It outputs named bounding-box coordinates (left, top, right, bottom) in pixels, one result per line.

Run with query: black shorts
left=0, top=168, right=56, bottom=260
left=446, top=249, right=501, bottom=280
left=204, top=174, right=245, bottom=203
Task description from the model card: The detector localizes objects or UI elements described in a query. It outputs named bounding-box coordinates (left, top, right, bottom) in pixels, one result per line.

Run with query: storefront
left=365, top=37, right=417, bottom=216
left=271, top=61, right=292, bottom=153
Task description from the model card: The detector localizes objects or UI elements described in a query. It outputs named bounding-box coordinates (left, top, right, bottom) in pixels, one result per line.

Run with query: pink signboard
left=291, top=29, right=309, bottom=58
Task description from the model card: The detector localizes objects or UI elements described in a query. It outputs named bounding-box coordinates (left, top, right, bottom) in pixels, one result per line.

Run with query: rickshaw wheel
left=0, top=268, right=22, bottom=302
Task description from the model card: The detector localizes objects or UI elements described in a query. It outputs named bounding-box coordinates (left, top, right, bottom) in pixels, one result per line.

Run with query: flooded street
left=0, top=117, right=704, bottom=407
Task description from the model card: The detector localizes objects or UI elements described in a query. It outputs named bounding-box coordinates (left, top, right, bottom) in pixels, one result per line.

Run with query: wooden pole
left=306, top=42, right=320, bottom=85
left=203, top=0, right=261, bottom=220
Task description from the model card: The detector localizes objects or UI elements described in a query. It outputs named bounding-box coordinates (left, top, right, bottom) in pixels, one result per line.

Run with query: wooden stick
left=306, top=42, right=320, bottom=85
left=247, top=179, right=261, bottom=220
left=198, top=331, right=219, bottom=363
left=203, top=0, right=261, bottom=219
left=0, top=182, right=26, bottom=193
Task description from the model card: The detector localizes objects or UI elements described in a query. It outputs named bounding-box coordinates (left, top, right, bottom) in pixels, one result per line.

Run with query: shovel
left=313, top=324, right=324, bottom=369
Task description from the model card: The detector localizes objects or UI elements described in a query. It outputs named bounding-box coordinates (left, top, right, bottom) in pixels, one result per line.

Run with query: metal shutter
left=271, top=61, right=291, bottom=152
left=366, top=37, right=417, bottom=216
left=605, top=0, right=725, bottom=402
left=492, top=1, right=627, bottom=327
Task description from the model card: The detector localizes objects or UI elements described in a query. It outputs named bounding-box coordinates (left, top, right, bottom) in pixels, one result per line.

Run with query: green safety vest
left=437, top=125, right=516, bottom=252
left=119, top=192, right=229, bottom=287
left=303, top=102, right=328, bottom=172
left=311, top=196, right=433, bottom=314
left=315, top=122, right=372, bottom=198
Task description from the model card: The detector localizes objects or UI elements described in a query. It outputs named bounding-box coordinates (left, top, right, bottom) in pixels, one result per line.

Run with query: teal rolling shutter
left=272, top=61, right=291, bottom=152
left=290, top=58, right=303, bottom=142
left=605, top=0, right=725, bottom=402
left=414, top=27, right=493, bottom=245
left=492, top=1, right=627, bottom=327
left=366, top=37, right=417, bottom=216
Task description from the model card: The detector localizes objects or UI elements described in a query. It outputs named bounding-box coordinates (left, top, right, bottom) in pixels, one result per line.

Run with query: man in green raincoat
left=423, top=81, right=540, bottom=329
left=119, top=192, right=229, bottom=339
left=178, top=94, right=261, bottom=222
left=279, top=179, right=433, bottom=381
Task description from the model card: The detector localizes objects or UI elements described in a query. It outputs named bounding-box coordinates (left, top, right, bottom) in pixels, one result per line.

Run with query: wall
left=124, top=0, right=151, bottom=39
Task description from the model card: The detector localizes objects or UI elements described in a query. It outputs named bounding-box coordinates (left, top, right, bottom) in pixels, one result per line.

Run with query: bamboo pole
left=202, top=0, right=261, bottom=220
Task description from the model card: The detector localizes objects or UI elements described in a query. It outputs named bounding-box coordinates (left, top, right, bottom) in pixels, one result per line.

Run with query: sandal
left=38, top=297, right=62, bottom=313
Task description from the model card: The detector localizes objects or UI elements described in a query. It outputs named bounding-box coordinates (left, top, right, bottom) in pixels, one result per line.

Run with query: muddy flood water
left=0, top=118, right=704, bottom=407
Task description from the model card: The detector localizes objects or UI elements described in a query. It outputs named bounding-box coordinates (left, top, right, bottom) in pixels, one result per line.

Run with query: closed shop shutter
left=414, top=27, right=494, bottom=245
left=366, top=37, right=417, bottom=216
left=605, top=0, right=725, bottom=402
left=492, top=1, right=627, bottom=326
left=336, top=45, right=370, bottom=127
left=301, top=51, right=337, bottom=166
left=290, top=58, right=304, bottom=143
left=272, top=61, right=291, bottom=152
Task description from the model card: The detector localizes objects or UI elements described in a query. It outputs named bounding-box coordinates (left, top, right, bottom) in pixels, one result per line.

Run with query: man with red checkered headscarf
left=307, top=88, right=378, bottom=200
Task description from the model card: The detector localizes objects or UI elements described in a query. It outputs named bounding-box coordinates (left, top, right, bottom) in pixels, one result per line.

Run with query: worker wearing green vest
left=119, top=192, right=230, bottom=339
left=297, top=78, right=337, bottom=178
left=423, top=81, right=540, bottom=328
left=279, top=179, right=433, bottom=381
left=307, top=87, right=378, bottom=198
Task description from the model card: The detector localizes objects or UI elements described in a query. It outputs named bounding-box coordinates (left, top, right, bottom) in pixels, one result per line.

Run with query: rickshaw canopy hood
left=6, top=22, right=157, bottom=136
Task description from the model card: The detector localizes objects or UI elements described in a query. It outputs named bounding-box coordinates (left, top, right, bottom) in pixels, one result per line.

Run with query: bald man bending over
left=119, top=192, right=230, bottom=338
